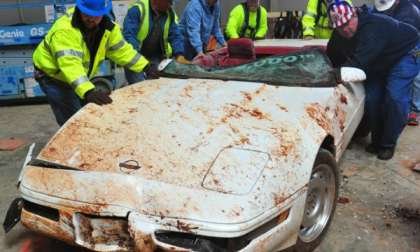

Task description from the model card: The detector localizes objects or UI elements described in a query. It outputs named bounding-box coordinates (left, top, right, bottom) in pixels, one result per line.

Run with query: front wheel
left=295, top=148, right=339, bottom=252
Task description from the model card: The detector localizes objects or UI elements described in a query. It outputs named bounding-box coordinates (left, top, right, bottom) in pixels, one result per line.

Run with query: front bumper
left=12, top=187, right=307, bottom=252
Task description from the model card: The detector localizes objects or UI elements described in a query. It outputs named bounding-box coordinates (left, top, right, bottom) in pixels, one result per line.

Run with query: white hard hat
left=374, top=0, right=396, bottom=12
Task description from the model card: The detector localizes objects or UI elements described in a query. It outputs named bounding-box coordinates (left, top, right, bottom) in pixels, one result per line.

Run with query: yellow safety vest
left=33, top=8, right=149, bottom=99
left=225, top=3, right=268, bottom=40
left=130, top=0, right=176, bottom=58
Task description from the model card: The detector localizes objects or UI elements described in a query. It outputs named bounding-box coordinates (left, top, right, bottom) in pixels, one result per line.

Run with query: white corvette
left=4, top=39, right=366, bottom=252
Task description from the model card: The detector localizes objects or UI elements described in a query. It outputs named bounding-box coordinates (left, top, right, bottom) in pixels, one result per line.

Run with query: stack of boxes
left=0, top=25, right=50, bottom=100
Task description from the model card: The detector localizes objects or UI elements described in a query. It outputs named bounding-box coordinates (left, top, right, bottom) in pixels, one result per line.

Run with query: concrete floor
left=1, top=104, right=419, bottom=252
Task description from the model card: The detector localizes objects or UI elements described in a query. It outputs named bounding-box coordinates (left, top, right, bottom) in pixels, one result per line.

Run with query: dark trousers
left=365, top=46, right=420, bottom=148
left=38, top=76, right=84, bottom=126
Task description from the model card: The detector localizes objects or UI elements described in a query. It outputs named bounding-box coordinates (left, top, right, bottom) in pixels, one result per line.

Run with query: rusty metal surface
left=21, top=207, right=75, bottom=245
left=19, top=39, right=365, bottom=251
left=21, top=75, right=364, bottom=227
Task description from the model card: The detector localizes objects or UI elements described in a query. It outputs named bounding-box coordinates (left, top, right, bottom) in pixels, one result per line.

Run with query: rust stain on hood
left=305, top=102, right=331, bottom=132
left=37, top=79, right=329, bottom=191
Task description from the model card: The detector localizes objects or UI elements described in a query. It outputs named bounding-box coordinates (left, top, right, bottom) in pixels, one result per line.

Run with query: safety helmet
left=374, top=0, right=396, bottom=12
left=328, top=1, right=354, bottom=28
left=76, top=0, right=112, bottom=17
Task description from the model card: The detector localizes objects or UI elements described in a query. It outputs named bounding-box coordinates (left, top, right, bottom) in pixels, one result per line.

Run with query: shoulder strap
left=252, top=6, right=261, bottom=39
left=315, top=0, right=324, bottom=25
left=240, top=2, right=250, bottom=37
left=168, top=8, right=175, bottom=23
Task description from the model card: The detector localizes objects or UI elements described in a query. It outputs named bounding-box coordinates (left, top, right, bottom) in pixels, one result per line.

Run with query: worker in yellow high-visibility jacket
left=302, top=0, right=352, bottom=39
left=123, top=0, right=189, bottom=84
left=33, top=0, right=157, bottom=126
left=225, top=0, right=268, bottom=40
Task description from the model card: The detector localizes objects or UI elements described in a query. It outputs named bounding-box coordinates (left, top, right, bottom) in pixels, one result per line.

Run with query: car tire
left=293, top=148, right=339, bottom=252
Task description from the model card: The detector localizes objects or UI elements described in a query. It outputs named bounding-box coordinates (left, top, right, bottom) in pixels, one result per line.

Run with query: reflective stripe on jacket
left=33, top=8, right=149, bottom=99
left=225, top=3, right=268, bottom=40
left=129, top=0, right=178, bottom=57
left=302, top=0, right=352, bottom=39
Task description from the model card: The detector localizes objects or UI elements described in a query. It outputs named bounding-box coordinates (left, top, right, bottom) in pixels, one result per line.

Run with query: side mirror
left=339, top=67, right=366, bottom=83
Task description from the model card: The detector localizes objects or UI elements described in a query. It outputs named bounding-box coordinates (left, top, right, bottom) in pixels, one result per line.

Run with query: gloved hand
left=339, top=67, right=366, bottom=83
left=144, top=64, right=160, bottom=79
left=303, top=35, right=314, bottom=40
left=85, top=89, right=112, bottom=105
left=196, top=52, right=206, bottom=58
left=175, top=55, right=192, bottom=64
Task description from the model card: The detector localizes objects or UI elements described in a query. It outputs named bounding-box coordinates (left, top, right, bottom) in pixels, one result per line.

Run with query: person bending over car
left=326, top=1, right=420, bottom=160
left=123, top=0, right=190, bottom=84
left=179, top=0, right=227, bottom=60
left=33, top=0, right=157, bottom=126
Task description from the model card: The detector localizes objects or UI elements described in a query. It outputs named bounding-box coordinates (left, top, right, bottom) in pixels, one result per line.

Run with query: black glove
left=144, top=64, right=160, bottom=79
left=85, top=89, right=112, bottom=105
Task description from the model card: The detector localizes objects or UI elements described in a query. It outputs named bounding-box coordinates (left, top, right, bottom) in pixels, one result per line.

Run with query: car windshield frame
left=160, top=48, right=338, bottom=87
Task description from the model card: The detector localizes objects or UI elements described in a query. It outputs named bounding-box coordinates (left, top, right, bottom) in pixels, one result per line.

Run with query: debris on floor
left=411, top=162, right=420, bottom=172
left=0, top=138, right=27, bottom=151
left=395, top=201, right=420, bottom=220
left=400, top=159, right=420, bottom=172
left=338, top=196, right=351, bottom=204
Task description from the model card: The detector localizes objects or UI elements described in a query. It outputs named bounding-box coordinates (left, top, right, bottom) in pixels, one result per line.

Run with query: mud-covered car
left=4, top=39, right=366, bottom=252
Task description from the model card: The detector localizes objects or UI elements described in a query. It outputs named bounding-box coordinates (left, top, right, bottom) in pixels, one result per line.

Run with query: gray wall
left=175, top=0, right=373, bottom=24
left=269, top=0, right=373, bottom=11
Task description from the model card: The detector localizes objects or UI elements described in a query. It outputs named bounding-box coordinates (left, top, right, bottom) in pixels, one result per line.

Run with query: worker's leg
left=364, top=75, right=385, bottom=152
left=123, top=68, right=145, bottom=84
left=408, top=72, right=420, bottom=126
left=39, top=77, right=82, bottom=126
left=380, top=50, right=420, bottom=159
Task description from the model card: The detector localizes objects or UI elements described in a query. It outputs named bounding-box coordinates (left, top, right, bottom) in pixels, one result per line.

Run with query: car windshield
left=161, top=48, right=337, bottom=87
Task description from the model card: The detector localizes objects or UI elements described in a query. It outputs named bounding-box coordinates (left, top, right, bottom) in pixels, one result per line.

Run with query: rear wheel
left=295, top=148, right=339, bottom=252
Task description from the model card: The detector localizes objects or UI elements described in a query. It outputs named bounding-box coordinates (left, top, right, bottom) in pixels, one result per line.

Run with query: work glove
left=175, top=55, right=192, bottom=64
left=303, top=35, right=314, bottom=40
left=338, top=67, right=366, bottom=83
left=85, top=89, right=112, bottom=105
left=144, top=64, right=160, bottom=79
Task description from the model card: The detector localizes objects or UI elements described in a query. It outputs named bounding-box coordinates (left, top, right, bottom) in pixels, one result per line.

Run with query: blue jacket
left=122, top=4, right=184, bottom=57
left=327, top=6, right=419, bottom=73
left=374, top=0, right=420, bottom=31
left=179, top=0, right=226, bottom=54
left=411, top=0, right=420, bottom=10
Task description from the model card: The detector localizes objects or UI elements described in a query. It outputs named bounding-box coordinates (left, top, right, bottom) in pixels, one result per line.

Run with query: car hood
left=22, top=78, right=338, bottom=224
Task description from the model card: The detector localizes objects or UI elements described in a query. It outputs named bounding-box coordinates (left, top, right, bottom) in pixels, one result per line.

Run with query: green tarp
left=161, top=49, right=337, bottom=87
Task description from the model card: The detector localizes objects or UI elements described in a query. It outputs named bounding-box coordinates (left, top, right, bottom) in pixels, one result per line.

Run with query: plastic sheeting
left=161, top=48, right=337, bottom=87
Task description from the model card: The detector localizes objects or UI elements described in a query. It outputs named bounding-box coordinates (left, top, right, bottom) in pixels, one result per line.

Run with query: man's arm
left=106, top=24, right=149, bottom=73
left=225, top=5, right=242, bottom=40
left=211, top=3, right=226, bottom=45
left=184, top=3, right=205, bottom=54
left=49, top=30, right=94, bottom=99
left=301, top=0, right=318, bottom=38
left=168, top=11, right=185, bottom=57
left=343, top=29, right=386, bottom=71
left=123, top=6, right=142, bottom=51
